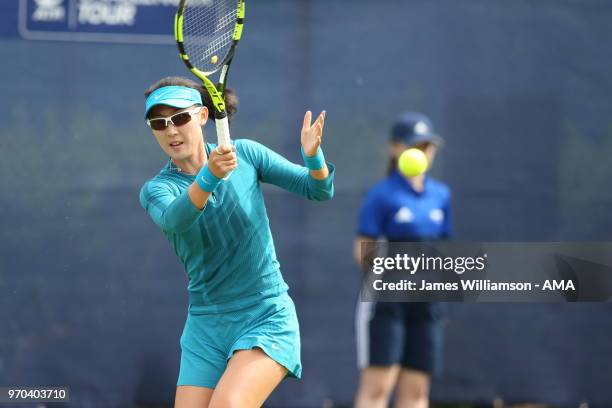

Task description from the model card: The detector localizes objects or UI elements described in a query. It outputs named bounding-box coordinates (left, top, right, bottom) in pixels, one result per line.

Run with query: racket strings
left=182, top=0, right=237, bottom=74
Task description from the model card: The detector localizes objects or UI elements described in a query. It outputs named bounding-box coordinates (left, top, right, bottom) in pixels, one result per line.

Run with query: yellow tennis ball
left=211, top=55, right=218, bottom=64
left=398, top=148, right=428, bottom=177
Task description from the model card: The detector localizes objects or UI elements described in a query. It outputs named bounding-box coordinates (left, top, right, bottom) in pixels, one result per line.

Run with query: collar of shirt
left=165, top=143, right=213, bottom=174
left=390, top=170, right=429, bottom=196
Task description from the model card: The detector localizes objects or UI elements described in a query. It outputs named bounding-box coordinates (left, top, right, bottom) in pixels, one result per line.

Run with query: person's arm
left=301, top=111, right=330, bottom=181
left=353, top=235, right=376, bottom=266
left=254, top=144, right=335, bottom=201
left=139, top=182, right=206, bottom=233
left=139, top=146, right=237, bottom=233
left=440, top=188, right=452, bottom=239
left=186, top=145, right=237, bottom=209
left=354, top=187, right=384, bottom=266
left=241, top=111, right=334, bottom=201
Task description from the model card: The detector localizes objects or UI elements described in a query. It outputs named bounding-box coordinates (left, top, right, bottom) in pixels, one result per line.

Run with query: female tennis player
left=353, top=113, right=451, bottom=408
left=139, top=76, right=334, bottom=408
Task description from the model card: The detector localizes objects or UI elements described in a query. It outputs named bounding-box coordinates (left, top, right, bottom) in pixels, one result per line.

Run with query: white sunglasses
left=146, top=106, right=203, bottom=130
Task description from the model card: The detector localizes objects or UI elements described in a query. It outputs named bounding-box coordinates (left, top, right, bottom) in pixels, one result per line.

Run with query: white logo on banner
left=32, top=0, right=66, bottom=22
left=76, top=0, right=186, bottom=26
left=21, top=0, right=184, bottom=43
left=78, top=0, right=137, bottom=26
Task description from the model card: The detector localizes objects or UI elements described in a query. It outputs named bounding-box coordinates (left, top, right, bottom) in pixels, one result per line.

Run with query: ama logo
left=32, top=0, right=66, bottom=22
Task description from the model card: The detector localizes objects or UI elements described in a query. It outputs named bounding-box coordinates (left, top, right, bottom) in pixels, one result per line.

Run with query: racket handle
left=215, top=116, right=232, bottom=148
left=214, top=115, right=233, bottom=180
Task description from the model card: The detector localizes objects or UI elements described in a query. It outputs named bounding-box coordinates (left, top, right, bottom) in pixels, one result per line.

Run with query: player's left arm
left=300, top=110, right=329, bottom=180
left=241, top=111, right=334, bottom=201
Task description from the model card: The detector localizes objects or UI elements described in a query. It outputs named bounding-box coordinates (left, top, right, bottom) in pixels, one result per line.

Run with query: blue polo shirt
left=357, top=171, right=451, bottom=241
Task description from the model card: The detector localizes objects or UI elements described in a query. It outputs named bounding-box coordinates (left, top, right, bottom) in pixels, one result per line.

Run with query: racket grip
left=215, top=116, right=232, bottom=148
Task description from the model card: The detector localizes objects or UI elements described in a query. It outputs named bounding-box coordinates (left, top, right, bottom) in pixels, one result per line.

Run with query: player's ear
left=199, top=106, right=209, bottom=126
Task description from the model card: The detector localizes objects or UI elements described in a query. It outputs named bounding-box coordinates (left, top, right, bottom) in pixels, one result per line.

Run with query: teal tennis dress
left=139, top=139, right=335, bottom=388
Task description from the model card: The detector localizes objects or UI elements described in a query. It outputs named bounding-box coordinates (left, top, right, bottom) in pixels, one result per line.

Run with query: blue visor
left=144, top=86, right=203, bottom=118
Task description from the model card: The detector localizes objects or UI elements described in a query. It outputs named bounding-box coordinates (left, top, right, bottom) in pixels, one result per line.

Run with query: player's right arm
left=140, top=182, right=205, bottom=233
left=140, top=146, right=237, bottom=233
left=187, top=145, right=237, bottom=209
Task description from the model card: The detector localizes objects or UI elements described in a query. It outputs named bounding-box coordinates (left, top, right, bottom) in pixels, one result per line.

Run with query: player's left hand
left=301, top=110, right=326, bottom=157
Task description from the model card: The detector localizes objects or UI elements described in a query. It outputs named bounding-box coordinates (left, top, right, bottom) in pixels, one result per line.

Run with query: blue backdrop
left=2, top=1, right=612, bottom=407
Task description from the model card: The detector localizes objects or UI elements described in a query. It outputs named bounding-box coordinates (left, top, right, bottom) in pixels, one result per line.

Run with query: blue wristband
left=301, top=146, right=325, bottom=170
left=196, top=164, right=222, bottom=192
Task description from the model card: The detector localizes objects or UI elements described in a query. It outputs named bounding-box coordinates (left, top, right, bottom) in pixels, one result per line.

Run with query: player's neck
left=172, top=143, right=207, bottom=175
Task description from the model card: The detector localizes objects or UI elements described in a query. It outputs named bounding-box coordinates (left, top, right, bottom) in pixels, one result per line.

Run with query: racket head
left=175, top=0, right=245, bottom=77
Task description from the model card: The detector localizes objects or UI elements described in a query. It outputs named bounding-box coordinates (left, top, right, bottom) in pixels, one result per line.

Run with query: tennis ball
left=211, top=55, right=219, bottom=64
left=398, top=148, right=428, bottom=177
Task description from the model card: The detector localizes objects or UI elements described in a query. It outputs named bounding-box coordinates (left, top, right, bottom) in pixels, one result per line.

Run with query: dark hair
left=144, top=76, right=238, bottom=123
left=386, top=157, right=399, bottom=176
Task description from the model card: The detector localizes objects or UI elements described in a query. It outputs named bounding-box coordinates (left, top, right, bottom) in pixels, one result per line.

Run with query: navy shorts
left=355, top=301, right=445, bottom=375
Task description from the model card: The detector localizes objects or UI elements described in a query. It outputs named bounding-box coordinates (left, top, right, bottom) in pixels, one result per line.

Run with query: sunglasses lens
left=172, top=112, right=193, bottom=127
left=148, top=109, right=197, bottom=130
left=149, top=119, right=167, bottom=131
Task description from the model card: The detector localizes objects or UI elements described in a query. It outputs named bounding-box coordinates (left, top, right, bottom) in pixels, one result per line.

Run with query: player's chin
left=165, top=148, right=189, bottom=162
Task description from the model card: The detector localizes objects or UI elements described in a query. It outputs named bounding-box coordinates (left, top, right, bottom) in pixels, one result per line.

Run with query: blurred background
left=1, top=0, right=612, bottom=407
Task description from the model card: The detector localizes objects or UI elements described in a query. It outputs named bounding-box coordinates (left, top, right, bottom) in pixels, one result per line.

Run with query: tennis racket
left=174, top=0, right=245, bottom=148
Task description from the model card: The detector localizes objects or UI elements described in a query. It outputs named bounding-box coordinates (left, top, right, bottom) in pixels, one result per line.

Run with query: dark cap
left=390, top=112, right=444, bottom=146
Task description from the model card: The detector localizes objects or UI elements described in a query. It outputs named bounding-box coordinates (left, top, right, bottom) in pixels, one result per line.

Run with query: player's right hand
left=208, top=145, right=237, bottom=178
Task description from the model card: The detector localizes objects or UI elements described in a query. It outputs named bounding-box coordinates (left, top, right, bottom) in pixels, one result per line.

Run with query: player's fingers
left=218, top=144, right=236, bottom=154
left=314, top=122, right=323, bottom=137
left=219, top=154, right=237, bottom=164
left=224, top=152, right=237, bottom=161
left=216, top=145, right=233, bottom=155
left=220, top=161, right=237, bottom=171
left=216, top=159, right=235, bottom=170
left=317, top=110, right=326, bottom=127
left=216, top=151, right=236, bottom=162
left=302, top=111, right=312, bottom=132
